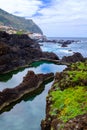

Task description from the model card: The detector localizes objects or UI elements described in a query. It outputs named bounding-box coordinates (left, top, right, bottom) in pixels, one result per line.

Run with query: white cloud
left=0, top=0, right=87, bottom=36
left=33, top=0, right=87, bottom=23
left=32, top=0, right=87, bottom=36
left=0, top=0, right=42, bottom=17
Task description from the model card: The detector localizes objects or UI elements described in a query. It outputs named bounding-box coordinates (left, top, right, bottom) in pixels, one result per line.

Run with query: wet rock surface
left=0, top=71, right=54, bottom=112
left=60, top=52, right=85, bottom=63
left=0, top=31, right=59, bottom=74
left=40, top=39, right=77, bottom=46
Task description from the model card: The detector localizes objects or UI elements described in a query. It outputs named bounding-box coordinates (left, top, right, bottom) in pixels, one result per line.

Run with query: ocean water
left=39, top=37, right=87, bottom=58
left=0, top=37, right=86, bottom=130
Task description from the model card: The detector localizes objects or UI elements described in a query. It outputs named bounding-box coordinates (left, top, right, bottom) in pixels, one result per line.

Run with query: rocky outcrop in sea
left=40, top=38, right=78, bottom=47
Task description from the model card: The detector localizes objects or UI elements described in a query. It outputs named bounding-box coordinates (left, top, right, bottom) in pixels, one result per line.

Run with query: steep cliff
left=0, top=8, right=43, bottom=34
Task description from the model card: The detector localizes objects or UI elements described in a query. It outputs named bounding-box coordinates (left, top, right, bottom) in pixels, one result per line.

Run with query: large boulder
left=43, top=52, right=59, bottom=60
left=61, top=52, right=85, bottom=63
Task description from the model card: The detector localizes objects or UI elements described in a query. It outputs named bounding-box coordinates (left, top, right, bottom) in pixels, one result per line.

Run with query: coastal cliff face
left=41, top=61, right=87, bottom=130
left=0, top=8, right=43, bottom=34
left=0, top=31, right=59, bottom=74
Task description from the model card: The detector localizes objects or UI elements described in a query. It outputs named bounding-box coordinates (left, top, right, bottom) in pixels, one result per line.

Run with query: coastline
left=0, top=31, right=87, bottom=130
left=41, top=60, right=87, bottom=130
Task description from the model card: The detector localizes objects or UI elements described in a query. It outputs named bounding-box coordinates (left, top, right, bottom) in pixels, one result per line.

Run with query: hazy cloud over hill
left=0, top=0, right=87, bottom=37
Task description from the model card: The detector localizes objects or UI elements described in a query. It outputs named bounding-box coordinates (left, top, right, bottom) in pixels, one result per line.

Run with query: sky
left=0, top=0, right=87, bottom=37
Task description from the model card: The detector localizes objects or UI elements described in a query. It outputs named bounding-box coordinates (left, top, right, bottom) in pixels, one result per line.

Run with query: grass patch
left=67, top=71, right=87, bottom=82
left=50, top=86, right=87, bottom=122
left=70, top=61, right=87, bottom=71
left=49, top=61, right=87, bottom=122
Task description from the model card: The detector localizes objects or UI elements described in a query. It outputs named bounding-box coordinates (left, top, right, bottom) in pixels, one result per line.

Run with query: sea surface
left=0, top=37, right=87, bottom=130
left=39, top=37, right=87, bottom=58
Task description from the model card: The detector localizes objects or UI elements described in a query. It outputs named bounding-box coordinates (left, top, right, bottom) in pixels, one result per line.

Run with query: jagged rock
left=61, top=43, right=68, bottom=47
left=63, top=114, right=87, bottom=130
left=0, top=31, right=10, bottom=40
left=0, top=71, right=54, bottom=112
left=0, top=31, right=59, bottom=74
left=61, top=40, right=73, bottom=47
left=40, top=39, right=76, bottom=45
left=0, top=42, right=11, bottom=56
left=43, top=52, right=59, bottom=60
left=61, top=52, right=85, bottom=63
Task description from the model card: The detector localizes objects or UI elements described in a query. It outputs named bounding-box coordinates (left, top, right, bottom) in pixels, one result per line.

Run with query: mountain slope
left=0, top=8, right=43, bottom=34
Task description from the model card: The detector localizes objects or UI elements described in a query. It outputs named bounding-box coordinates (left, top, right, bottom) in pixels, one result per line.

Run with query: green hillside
left=0, top=8, right=43, bottom=34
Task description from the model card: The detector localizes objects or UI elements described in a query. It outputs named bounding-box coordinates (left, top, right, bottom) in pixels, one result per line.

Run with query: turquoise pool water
left=0, top=61, right=66, bottom=130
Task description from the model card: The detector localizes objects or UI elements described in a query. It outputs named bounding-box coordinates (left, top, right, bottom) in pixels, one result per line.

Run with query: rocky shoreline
left=0, top=31, right=59, bottom=74
left=0, top=31, right=87, bottom=130
left=0, top=71, right=54, bottom=113
left=40, top=39, right=79, bottom=47
left=0, top=31, right=86, bottom=74
left=41, top=60, right=87, bottom=130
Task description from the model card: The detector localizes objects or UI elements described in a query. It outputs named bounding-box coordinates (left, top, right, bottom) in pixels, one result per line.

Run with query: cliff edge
left=0, top=8, right=43, bottom=34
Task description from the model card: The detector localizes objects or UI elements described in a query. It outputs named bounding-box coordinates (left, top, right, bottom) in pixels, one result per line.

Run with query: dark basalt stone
left=63, top=114, right=87, bottom=130
left=61, top=43, right=68, bottom=47
left=0, top=31, right=10, bottom=40
left=0, top=71, right=54, bottom=112
left=40, top=39, right=76, bottom=45
left=0, top=31, right=59, bottom=74
left=61, top=52, right=85, bottom=63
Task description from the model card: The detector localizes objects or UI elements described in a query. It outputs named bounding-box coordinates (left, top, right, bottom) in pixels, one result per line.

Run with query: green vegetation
left=50, top=86, right=87, bottom=122
left=49, top=61, right=87, bottom=122
left=0, top=8, right=42, bottom=34
left=16, top=30, right=24, bottom=35
left=70, top=61, right=87, bottom=71
left=68, top=71, right=87, bottom=83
